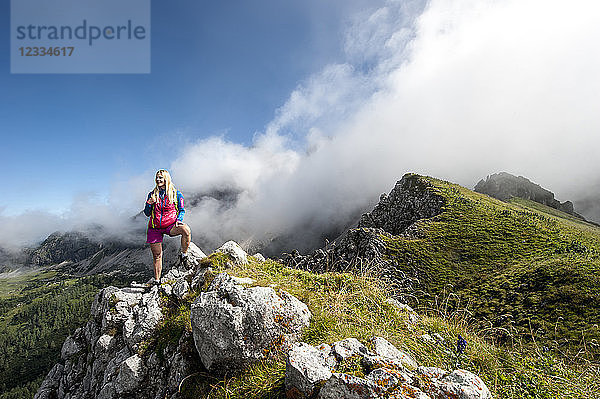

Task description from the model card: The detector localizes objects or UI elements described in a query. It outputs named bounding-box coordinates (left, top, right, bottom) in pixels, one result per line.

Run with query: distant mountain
left=474, top=172, right=586, bottom=220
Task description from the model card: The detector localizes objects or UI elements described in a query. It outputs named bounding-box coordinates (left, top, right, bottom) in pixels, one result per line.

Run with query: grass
left=379, top=175, right=600, bottom=360
left=155, top=252, right=600, bottom=399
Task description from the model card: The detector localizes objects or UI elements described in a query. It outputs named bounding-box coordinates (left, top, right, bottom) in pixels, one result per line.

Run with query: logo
left=11, top=0, right=151, bottom=74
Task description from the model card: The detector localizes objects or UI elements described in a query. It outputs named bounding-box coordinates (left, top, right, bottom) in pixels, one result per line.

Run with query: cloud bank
left=3, top=0, right=600, bottom=254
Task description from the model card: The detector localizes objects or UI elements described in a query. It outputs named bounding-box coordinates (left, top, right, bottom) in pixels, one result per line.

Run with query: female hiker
left=143, top=169, right=192, bottom=285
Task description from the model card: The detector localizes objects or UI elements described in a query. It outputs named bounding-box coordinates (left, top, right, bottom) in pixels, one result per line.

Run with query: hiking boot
left=145, top=277, right=160, bottom=288
left=178, top=252, right=190, bottom=268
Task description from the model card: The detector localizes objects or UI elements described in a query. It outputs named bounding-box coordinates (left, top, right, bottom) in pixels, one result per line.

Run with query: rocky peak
left=474, top=172, right=583, bottom=219
left=285, top=173, right=446, bottom=273
left=28, top=231, right=130, bottom=267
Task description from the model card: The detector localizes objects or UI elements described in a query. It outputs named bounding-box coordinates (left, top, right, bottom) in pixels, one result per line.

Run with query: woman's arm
left=143, top=192, right=154, bottom=217
left=176, top=191, right=185, bottom=222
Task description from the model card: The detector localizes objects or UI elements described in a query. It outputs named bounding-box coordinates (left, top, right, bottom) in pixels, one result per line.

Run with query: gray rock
left=386, top=298, right=419, bottom=324
left=231, top=276, right=255, bottom=285
left=191, top=273, right=311, bottom=371
left=366, top=367, right=413, bottom=388
left=96, top=382, right=116, bottom=399
left=216, top=240, right=248, bottom=265
left=253, top=253, right=266, bottom=262
left=332, top=338, right=371, bottom=361
left=185, top=242, right=207, bottom=266
left=173, top=279, right=190, bottom=299
left=423, top=369, right=492, bottom=399
left=191, top=267, right=209, bottom=292
left=419, top=334, right=436, bottom=344
left=371, top=337, right=417, bottom=369
left=33, top=364, right=64, bottom=399
left=123, top=289, right=163, bottom=351
left=61, top=333, right=83, bottom=360
left=416, top=366, right=447, bottom=380
left=285, top=342, right=336, bottom=398
left=286, top=174, right=445, bottom=276
left=115, top=354, right=146, bottom=394
left=318, top=373, right=383, bottom=399
left=34, top=241, right=208, bottom=399
left=432, top=333, right=445, bottom=343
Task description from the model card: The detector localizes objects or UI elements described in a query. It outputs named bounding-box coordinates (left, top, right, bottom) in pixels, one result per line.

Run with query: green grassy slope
left=382, top=175, right=600, bottom=359
left=167, top=254, right=599, bottom=399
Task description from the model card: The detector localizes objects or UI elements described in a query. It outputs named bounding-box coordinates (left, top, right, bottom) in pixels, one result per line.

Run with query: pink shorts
left=146, top=222, right=176, bottom=244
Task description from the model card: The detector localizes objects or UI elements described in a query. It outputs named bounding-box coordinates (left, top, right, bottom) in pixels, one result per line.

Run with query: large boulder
left=191, top=273, right=311, bottom=371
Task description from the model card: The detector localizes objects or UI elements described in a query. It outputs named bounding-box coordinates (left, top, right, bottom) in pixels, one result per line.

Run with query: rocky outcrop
left=34, top=241, right=313, bottom=399
left=34, top=242, right=208, bottom=399
left=285, top=337, right=492, bottom=399
left=474, top=172, right=586, bottom=220
left=284, top=174, right=445, bottom=273
left=191, top=272, right=311, bottom=371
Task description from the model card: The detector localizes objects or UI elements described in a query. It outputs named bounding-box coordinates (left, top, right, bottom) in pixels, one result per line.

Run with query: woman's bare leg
left=169, top=223, right=192, bottom=253
left=150, top=242, right=163, bottom=280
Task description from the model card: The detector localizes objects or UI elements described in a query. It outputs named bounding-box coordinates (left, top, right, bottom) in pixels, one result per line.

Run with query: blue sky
left=1, top=0, right=373, bottom=215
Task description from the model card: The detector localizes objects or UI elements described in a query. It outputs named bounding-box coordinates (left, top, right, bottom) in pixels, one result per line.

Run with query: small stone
left=433, top=333, right=445, bottom=343
left=231, top=276, right=255, bottom=285
left=419, top=334, right=435, bottom=344
left=253, top=253, right=266, bottom=262
left=173, top=279, right=190, bottom=299
left=332, top=338, right=371, bottom=361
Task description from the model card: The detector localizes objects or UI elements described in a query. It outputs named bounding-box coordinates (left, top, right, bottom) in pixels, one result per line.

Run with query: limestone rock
left=422, top=369, right=492, bottom=399
left=191, top=273, right=311, bottom=371
left=115, top=354, right=145, bottom=394
left=366, top=367, right=413, bottom=389
left=173, top=279, right=190, bottom=299
left=216, top=240, right=248, bottom=265
left=61, top=332, right=84, bottom=360
left=284, top=173, right=445, bottom=289
left=332, top=338, right=371, bottom=361
left=253, top=253, right=266, bottom=262
left=318, top=373, right=383, bottom=399
left=33, top=241, right=208, bottom=399
left=284, top=337, right=490, bottom=399
left=285, top=342, right=336, bottom=399
left=371, top=336, right=417, bottom=369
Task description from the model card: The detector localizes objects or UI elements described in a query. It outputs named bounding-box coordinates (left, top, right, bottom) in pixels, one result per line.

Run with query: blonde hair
left=151, top=169, right=178, bottom=204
